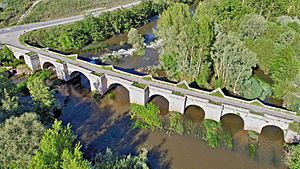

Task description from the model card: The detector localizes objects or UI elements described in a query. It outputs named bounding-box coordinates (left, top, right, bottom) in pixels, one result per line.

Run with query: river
left=38, top=1, right=288, bottom=168
left=52, top=76, right=286, bottom=169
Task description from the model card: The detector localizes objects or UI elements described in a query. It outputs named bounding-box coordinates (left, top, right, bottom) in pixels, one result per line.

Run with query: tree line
left=0, top=69, right=149, bottom=168
left=156, top=0, right=300, bottom=113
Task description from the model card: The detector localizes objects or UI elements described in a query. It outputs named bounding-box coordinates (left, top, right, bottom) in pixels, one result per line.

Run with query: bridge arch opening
left=19, top=55, right=25, bottom=62
left=259, top=125, right=284, bottom=141
left=106, top=83, right=130, bottom=106
left=69, top=71, right=91, bottom=91
left=184, top=105, right=205, bottom=123
left=148, top=95, right=169, bottom=115
left=43, top=62, right=56, bottom=72
left=258, top=125, right=284, bottom=166
left=42, top=62, right=58, bottom=80
left=220, top=113, right=245, bottom=133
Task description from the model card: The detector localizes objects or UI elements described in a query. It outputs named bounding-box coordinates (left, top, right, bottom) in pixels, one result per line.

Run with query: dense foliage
left=168, top=112, right=184, bottom=134
left=21, top=0, right=167, bottom=51
left=130, top=103, right=162, bottom=130
left=26, top=70, right=56, bottom=114
left=285, top=144, right=300, bottom=169
left=156, top=0, right=300, bottom=111
left=200, top=119, right=233, bottom=149
left=30, top=120, right=90, bottom=169
left=128, top=28, right=145, bottom=54
left=93, top=148, right=149, bottom=169
left=0, top=113, right=45, bottom=168
left=0, top=46, right=21, bottom=67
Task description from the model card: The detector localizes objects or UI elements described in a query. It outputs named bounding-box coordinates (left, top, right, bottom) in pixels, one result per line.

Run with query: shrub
left=130, top=103, right=162, bottom=130
left=0, top=113, right=45, bottom=168
left=93, top=148, right=149, bottom=169
left=169, top=112, right=184, bottom=134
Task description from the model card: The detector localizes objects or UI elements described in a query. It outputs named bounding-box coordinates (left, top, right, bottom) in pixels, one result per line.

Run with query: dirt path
left=17, top=0, right=43, bottom=25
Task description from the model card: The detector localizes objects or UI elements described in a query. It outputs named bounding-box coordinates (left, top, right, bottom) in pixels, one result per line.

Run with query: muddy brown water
left=55, top=79, right=286, bottom=169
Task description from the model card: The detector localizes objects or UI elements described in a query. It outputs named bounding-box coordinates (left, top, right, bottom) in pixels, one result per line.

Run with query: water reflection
left=55, top=81, right=286, bottom=169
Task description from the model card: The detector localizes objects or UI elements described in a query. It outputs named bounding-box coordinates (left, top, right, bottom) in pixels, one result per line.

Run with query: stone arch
left=69, top=71, right=91, bottom=91
left=261, top=125, right=284, bottom=136
left=260, top=125, right=284, bottom=141
left=106, top=83, right=130, bottom=105
left=148, top=94, right=169, bottom=115
left=184, top=105, right=206, bottom=122
left=220, top=113, right=245, bottom=133
left=42, top=62, right=56, bottom=71
left=19, top=55, right=25, bottom=61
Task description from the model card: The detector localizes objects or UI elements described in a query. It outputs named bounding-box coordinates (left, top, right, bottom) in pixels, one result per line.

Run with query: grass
left=210, top=90, right=225, bottom=98
left=68, top=56, right=77, bottom=60
left=176, top=83, right=189, bottom=89
left=142, top=77, right=152, bottom=81
left=92, top=72, right=103, bottom=77
left=250, top=100, right=264, bottom=107
left=172, top=91, right=184, bottom=97
left=20, top=0, right=138, bottom=24
left=132, top=82, right=146, bottom=89
left=289, top=122, right=300, bottom=134
left=56, top=60, right=64, bottom=64
left=101, top=66, right=113, bottom=71
left=0, top=0, right=34, bottom=28
left=208, top=100, right=222, bottom=106
left=26, top=51, right=37, bottom=57
left=250, top=111, right=264, bottom=116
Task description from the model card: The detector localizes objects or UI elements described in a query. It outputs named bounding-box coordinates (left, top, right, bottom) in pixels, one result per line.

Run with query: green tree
left=0, top=89, right=21, bottom=122
left=211, top=27, right=257, bottom=93
left=59, top=28, right=90, bottom=50
left=0, top=113, right=45, bottom=169
left=157, top=3, right=213, bottom=84
left=169, top=112, right=184, bottom=134
left=285, top=144, right=300, bottom=169
left=61, top=143, right=91, bottom=169
left=93, top=148, right=149, bottom=169
left=239, top=14, right=267, bottom=40
left=128, top=28, right=145, bottom=53
left=30, top=120, right=89, bottom=169
left=130, top=103, right=162, bottom=130
left=0, top=46, right=16, bottom=66
left=27, top=76, right=56, bottom=112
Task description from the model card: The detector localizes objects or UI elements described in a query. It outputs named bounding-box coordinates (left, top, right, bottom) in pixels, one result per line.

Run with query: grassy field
left=20, top=0, right=137, bottom=24
left=0, top=0, right=35, bottom=28
left=0, top=0, right=137, bottom=28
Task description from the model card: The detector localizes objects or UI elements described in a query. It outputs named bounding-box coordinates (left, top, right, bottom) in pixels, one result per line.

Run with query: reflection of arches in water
left=257, top=125, right=284, bottom=167
left=184, top=105, right=205, bottom=123
left=69, top=71, right=91, bottom=91
left=260, top=125, right=284, bottom=141
left=148, top=95, right=169, bottom=115
left=220, top=113, right=245, bottom=133
left=106, top=83, right=130, bottom=105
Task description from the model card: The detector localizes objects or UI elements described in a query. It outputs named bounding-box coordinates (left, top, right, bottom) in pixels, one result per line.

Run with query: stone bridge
left=8, top=45, right=300, bottom=143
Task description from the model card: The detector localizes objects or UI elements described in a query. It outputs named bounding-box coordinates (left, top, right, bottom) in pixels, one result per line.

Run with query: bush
left=130, top=103, right=162, bottom=130
left=0, top=113, right=45, bottom=168
left=285, top=144, right=300, bottom=169
left=201, top=119, right=233, bottom=149
left=17, top=80, right=29, bottom=95
left=169, top=112, right=184, bottom=134
left=239, top=14, right=267, bottom=40
left=30, top=120, right=90, bottom=169
left=93, top=148, right=149, bottom=169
